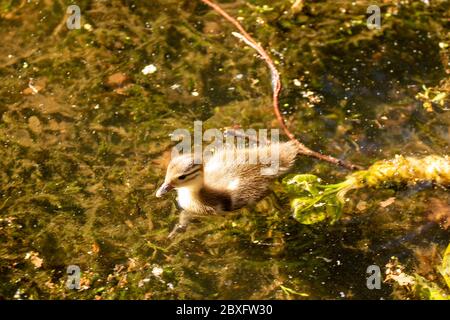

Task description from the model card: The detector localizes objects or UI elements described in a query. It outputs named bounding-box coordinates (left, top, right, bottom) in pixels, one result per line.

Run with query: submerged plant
left=416, top=83, right=449, bottom=112
left=385, top=244, right=450, bottom=300
left=439, top=244, right=450, bottom=290
left=282, top=174, right=350, bottom=224
left=283, top=155, right=450, bottom=224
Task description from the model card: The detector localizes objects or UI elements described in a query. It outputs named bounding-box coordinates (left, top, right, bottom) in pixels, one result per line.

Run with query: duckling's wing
left=204, top=142, right=298, bottom=210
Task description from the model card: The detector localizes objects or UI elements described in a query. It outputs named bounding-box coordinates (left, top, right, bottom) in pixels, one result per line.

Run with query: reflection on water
left=0, top=0, right=449, bottom=299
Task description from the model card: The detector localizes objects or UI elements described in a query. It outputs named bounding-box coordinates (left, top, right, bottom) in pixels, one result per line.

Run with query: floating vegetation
left=385, top=244, right=450, bottom=300
left=416, top=80, right=449, bottom=112
left=284, top=155, right=450, bottom=224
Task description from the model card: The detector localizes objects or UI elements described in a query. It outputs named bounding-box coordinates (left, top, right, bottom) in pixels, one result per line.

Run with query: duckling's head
left=155, top=154, right=204, bottom=197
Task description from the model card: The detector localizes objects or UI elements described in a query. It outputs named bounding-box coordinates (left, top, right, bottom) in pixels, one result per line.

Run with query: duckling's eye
left=178, top=174, right=187, bottom=180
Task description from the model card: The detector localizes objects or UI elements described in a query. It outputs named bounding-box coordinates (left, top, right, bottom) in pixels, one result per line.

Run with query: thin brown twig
left=200, top=0, right=363, bottom=170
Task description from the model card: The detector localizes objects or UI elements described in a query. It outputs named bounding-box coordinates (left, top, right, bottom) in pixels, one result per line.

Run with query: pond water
left=0, top=0, right=449, bottom=299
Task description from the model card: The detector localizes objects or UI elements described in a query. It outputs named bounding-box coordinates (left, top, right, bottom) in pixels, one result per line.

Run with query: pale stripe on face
left=178, top=165, right=202, bottom=181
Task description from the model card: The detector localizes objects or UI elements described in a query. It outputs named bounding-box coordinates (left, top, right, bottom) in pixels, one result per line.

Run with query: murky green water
left=0, top=0, right=449, bottom=299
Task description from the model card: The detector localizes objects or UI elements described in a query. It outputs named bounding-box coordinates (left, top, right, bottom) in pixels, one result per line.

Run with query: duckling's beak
left=156, top=183, right=174, bottom=197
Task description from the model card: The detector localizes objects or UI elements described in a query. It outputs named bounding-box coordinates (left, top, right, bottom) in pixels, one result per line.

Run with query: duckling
left=156, top=141, right=300, bottom=237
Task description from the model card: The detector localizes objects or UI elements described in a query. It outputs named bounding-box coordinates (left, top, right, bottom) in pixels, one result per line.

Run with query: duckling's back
left=203, top=141, right=298, bottom=210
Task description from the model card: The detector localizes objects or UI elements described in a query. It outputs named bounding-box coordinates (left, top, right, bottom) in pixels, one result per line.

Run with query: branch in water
left=200, top=0, right=363, bottom=171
